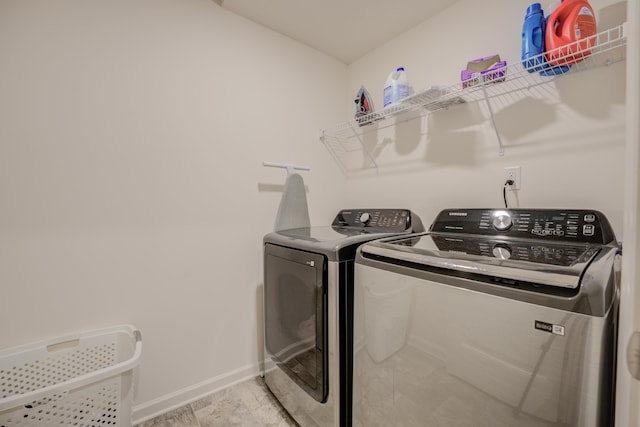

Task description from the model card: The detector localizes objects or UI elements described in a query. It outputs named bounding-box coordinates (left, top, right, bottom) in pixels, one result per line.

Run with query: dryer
left=353, top=208, right=620, bottom=427
left=263, top=209, right=424, bottom=427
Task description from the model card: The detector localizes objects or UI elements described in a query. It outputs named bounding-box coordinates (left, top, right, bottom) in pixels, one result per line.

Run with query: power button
left=583, top=224, right=595, bottom=237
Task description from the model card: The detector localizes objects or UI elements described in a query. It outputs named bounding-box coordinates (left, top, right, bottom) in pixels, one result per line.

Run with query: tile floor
left=136, top=377, right=298, bottom=427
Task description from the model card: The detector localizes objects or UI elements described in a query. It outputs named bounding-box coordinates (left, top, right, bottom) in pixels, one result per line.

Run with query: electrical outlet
left=504, top=166, right=521, bottom=190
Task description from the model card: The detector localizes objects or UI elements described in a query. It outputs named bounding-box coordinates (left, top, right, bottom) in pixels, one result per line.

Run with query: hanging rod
left=262, top=161, right=311, bottom=176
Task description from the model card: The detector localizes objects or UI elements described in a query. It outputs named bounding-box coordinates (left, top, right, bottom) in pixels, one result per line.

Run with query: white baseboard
left=132, top=362, right=262, bottom=425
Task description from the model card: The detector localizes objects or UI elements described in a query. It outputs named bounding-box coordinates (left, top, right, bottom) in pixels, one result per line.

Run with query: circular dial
left=492, top=244, right=512, bottom=260
left=492, top=211, right=513, bottom=231
left=360, top=212, right=371, bottom=225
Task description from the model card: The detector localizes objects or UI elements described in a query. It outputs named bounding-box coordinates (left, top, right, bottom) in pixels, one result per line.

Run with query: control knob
left=492, top=244, right=512, bottom=260
left=492, top=211, right=513, bottom=231
left=360, top=212, right=371, bottom=225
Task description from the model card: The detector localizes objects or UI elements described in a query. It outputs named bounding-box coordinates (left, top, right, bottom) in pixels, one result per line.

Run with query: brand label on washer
left=535, top=320, right=565, bottom=336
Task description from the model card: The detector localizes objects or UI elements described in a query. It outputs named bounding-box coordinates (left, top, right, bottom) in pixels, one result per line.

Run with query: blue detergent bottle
left=521, top=3, right=571, bottom=76
left=522, top=3, right=546, bottom=72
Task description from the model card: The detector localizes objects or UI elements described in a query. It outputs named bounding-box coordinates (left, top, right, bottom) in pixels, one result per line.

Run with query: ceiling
left=218, top=0, right=460, bottom=64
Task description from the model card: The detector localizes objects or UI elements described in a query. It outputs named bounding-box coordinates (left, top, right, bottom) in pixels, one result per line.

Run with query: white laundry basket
left=0, top=325, right=142, bottom=427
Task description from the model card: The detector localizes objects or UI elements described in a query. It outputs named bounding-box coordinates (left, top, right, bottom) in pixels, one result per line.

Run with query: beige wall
left=344, top=0, right=627, bottom=236
left=0, top=0, right=347, bottom=421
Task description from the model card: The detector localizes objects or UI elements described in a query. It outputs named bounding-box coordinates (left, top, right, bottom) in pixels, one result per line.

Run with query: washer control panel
left=430, top=234, right=600, bottom=266
left=430, top=209, right=615, bottom=244
left=332, top=209, right=420, bottom=232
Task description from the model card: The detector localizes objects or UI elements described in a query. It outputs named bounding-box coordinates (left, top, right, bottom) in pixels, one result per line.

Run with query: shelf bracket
left=349, top=123, right=379, bottom=172
left=481, top=83, right=505, bottom=156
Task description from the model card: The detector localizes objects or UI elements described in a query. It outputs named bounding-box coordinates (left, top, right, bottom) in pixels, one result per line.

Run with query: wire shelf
left=320, top=23, right=627, bottom=175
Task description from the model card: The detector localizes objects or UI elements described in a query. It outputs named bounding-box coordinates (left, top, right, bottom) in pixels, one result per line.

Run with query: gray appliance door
left=264, top=243, right=328, bottom=403
left=352, top=263, right=616, bottom=427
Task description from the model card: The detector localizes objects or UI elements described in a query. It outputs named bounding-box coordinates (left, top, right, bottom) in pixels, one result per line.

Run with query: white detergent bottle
left=383, top=67, right=410, bottom=107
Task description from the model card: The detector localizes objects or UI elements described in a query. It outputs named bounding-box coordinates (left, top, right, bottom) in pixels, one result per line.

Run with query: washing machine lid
left=359, top=208, right=619, bottom=289
left=361, top=232, right=609, bottom=289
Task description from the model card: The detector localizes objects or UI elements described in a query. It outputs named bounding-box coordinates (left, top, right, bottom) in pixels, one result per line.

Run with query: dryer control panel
left=332, top=209, right=423, bottom=232
left=430, top=209, right=616, bottom=244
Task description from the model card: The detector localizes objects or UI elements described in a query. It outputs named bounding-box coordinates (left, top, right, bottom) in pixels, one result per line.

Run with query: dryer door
left=264, top=243, right=328, bottom=403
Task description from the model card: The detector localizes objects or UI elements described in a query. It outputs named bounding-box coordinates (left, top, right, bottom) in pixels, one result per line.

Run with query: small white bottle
left=383, top=67, right=410, bottom=107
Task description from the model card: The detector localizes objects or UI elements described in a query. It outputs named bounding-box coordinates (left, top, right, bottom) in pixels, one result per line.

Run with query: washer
left=353, top=208, right=620, bottom=427
left=263, top=209, right=424, bottom=427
